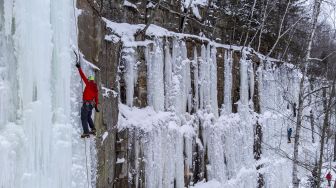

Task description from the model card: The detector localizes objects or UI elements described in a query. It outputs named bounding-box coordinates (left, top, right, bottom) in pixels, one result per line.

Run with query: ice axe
left=73, top=50, right=80, bottom=64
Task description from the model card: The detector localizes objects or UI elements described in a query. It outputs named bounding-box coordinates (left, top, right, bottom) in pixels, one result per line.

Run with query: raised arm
left=77, top=67, right=88, bottom=85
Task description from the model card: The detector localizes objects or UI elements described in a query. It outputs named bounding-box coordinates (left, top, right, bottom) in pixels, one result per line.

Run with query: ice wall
left=119, top=40, right=259, bottom=188
left=117, top=34, right=324, bottom=188
left=0, top=0, right=92, bottom=187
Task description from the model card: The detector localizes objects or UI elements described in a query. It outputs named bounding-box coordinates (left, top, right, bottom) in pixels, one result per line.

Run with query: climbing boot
left=89, top=129, right=96, bottom=136
left=81, top=133, right=90, bottom=138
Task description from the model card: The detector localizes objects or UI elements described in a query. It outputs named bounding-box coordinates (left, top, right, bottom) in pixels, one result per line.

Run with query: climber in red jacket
left=326, top=171, right=332, bottom=186
left=76, top=62, right=99, bottom=138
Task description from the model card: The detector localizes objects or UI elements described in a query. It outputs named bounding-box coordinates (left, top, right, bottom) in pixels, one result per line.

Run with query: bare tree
left=292, top=0, right=323, bottom=187
left=136, top=0, right=163, bottom=39
left=316, top=82, right=335, bottom=188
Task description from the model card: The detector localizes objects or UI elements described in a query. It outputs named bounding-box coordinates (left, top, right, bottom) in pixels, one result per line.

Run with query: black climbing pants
left=81, top=102, right=95, bottom=134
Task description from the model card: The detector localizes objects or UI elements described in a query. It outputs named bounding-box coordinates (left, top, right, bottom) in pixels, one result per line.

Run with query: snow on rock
left=190, top=180, right=222, bottom=188
left=182, top=0, right=208, bottom=19
left=101, top=131, right=109, bottom=144
left=101, top=86, right=118, bottom=98
left=123, top=0, right=138, bottom=11
left=116, top=157, right=125, bottom=164
left=78, top=51, right=101, bottom=71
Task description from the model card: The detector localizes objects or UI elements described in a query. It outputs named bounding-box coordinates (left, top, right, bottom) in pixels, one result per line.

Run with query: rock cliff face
left=77, top=1, right=299, bottom=188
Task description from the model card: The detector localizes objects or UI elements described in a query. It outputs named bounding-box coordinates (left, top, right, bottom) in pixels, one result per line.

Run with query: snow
left=78, top=51, right=100, bottom=71
left=116, top=157, right=125, bottom=164
left=101, top=131, right=108, bottom=144
left=183, top=0, right=208, bottom=19
left=104, top=34, right=120, bottom=43
left=190, top=180, right=222, bottom=188
left=103, top=19, right=245, bottom=52
left=123, top=0, right=138, bottom=11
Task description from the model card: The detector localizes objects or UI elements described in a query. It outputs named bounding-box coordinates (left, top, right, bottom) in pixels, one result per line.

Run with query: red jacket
left=326, top=172, right=332, bottom=180
left=78, top=68, right=98, bottom=107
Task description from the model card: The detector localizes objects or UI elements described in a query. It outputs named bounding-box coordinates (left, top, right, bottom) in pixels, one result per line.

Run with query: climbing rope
left=329, top=140, right=332, bottom=172
left=84, top=138, right=90, bottom=188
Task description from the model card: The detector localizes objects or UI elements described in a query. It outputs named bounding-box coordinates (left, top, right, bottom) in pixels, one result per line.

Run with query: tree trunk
left=316, top=88, right=329, bottom=188
left=292, top=0, right=322, bottom=187
left=310, top=110, right=315, bottom=143
left=334, top=106, right=336, bottom=162
left=292, top=78, right=304, bottom=187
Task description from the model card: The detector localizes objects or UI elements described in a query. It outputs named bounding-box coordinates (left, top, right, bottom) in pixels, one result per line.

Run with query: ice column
left=192, top=47, right=199, bottom=111
left=199, top=44, right=207, bottom=109
left=239, top=50, right=250, bottom=120
left=171, top=39, right=183, bottom=114
left=210, top=46, right=218, bottom=117
left=123, top=47, right=137, bottom=107
left=205, top=44, right=211, bottom=108
left=248, top=59, right=255, bottom=108
left=164, top=42, right=172, bottom=110
left=181, top=41, right=191, bottom=114
left=14, top=0, right=54, bottom=187
left=223, top=50, right=233, bottom=114
left=0, top=1, right=22, bottom=187
left=147, top=40, right=164, bottom=111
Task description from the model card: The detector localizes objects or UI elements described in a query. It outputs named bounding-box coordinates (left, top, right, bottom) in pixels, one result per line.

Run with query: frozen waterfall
left=0, top=0, right=93, bottom=187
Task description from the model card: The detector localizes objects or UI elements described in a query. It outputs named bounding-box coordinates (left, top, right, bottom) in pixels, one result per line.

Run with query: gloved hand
left=95, top=107, right=100, bottom=113
left=75, top=63, right=80, bottom=68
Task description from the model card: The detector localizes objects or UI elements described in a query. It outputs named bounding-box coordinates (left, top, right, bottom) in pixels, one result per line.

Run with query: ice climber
left=326, top=171, right=332, bottom=186
left=287, top=127, right=292, bottom=143
left=76, top=62, right=99, bottom=138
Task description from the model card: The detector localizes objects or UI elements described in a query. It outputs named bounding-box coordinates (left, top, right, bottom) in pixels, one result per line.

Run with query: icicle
left=257, top=61, right=264, bottom=113
left=193, top=47, right=199, bottom=111
left=248, top=60, right=255, bottom=109
left=145, top=46, right=153, bottom=107
left=171, top=39, right=184, bottom=114
left=239, top=50, right=249, bottom=120
left=147, top=39, right=164, bottom=112
left=210, top=46, right=218, bottom=117
left=181, top=41, right=188, bottom=113
left=205, top=44, right=211, bottom=108
left=123, top=47, right=137, bottom=107
left=199, top=44, right=206, bottom=109
left=164, top=42, right=172, bottom=111
left=223, top=50, right=233, bottom=114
